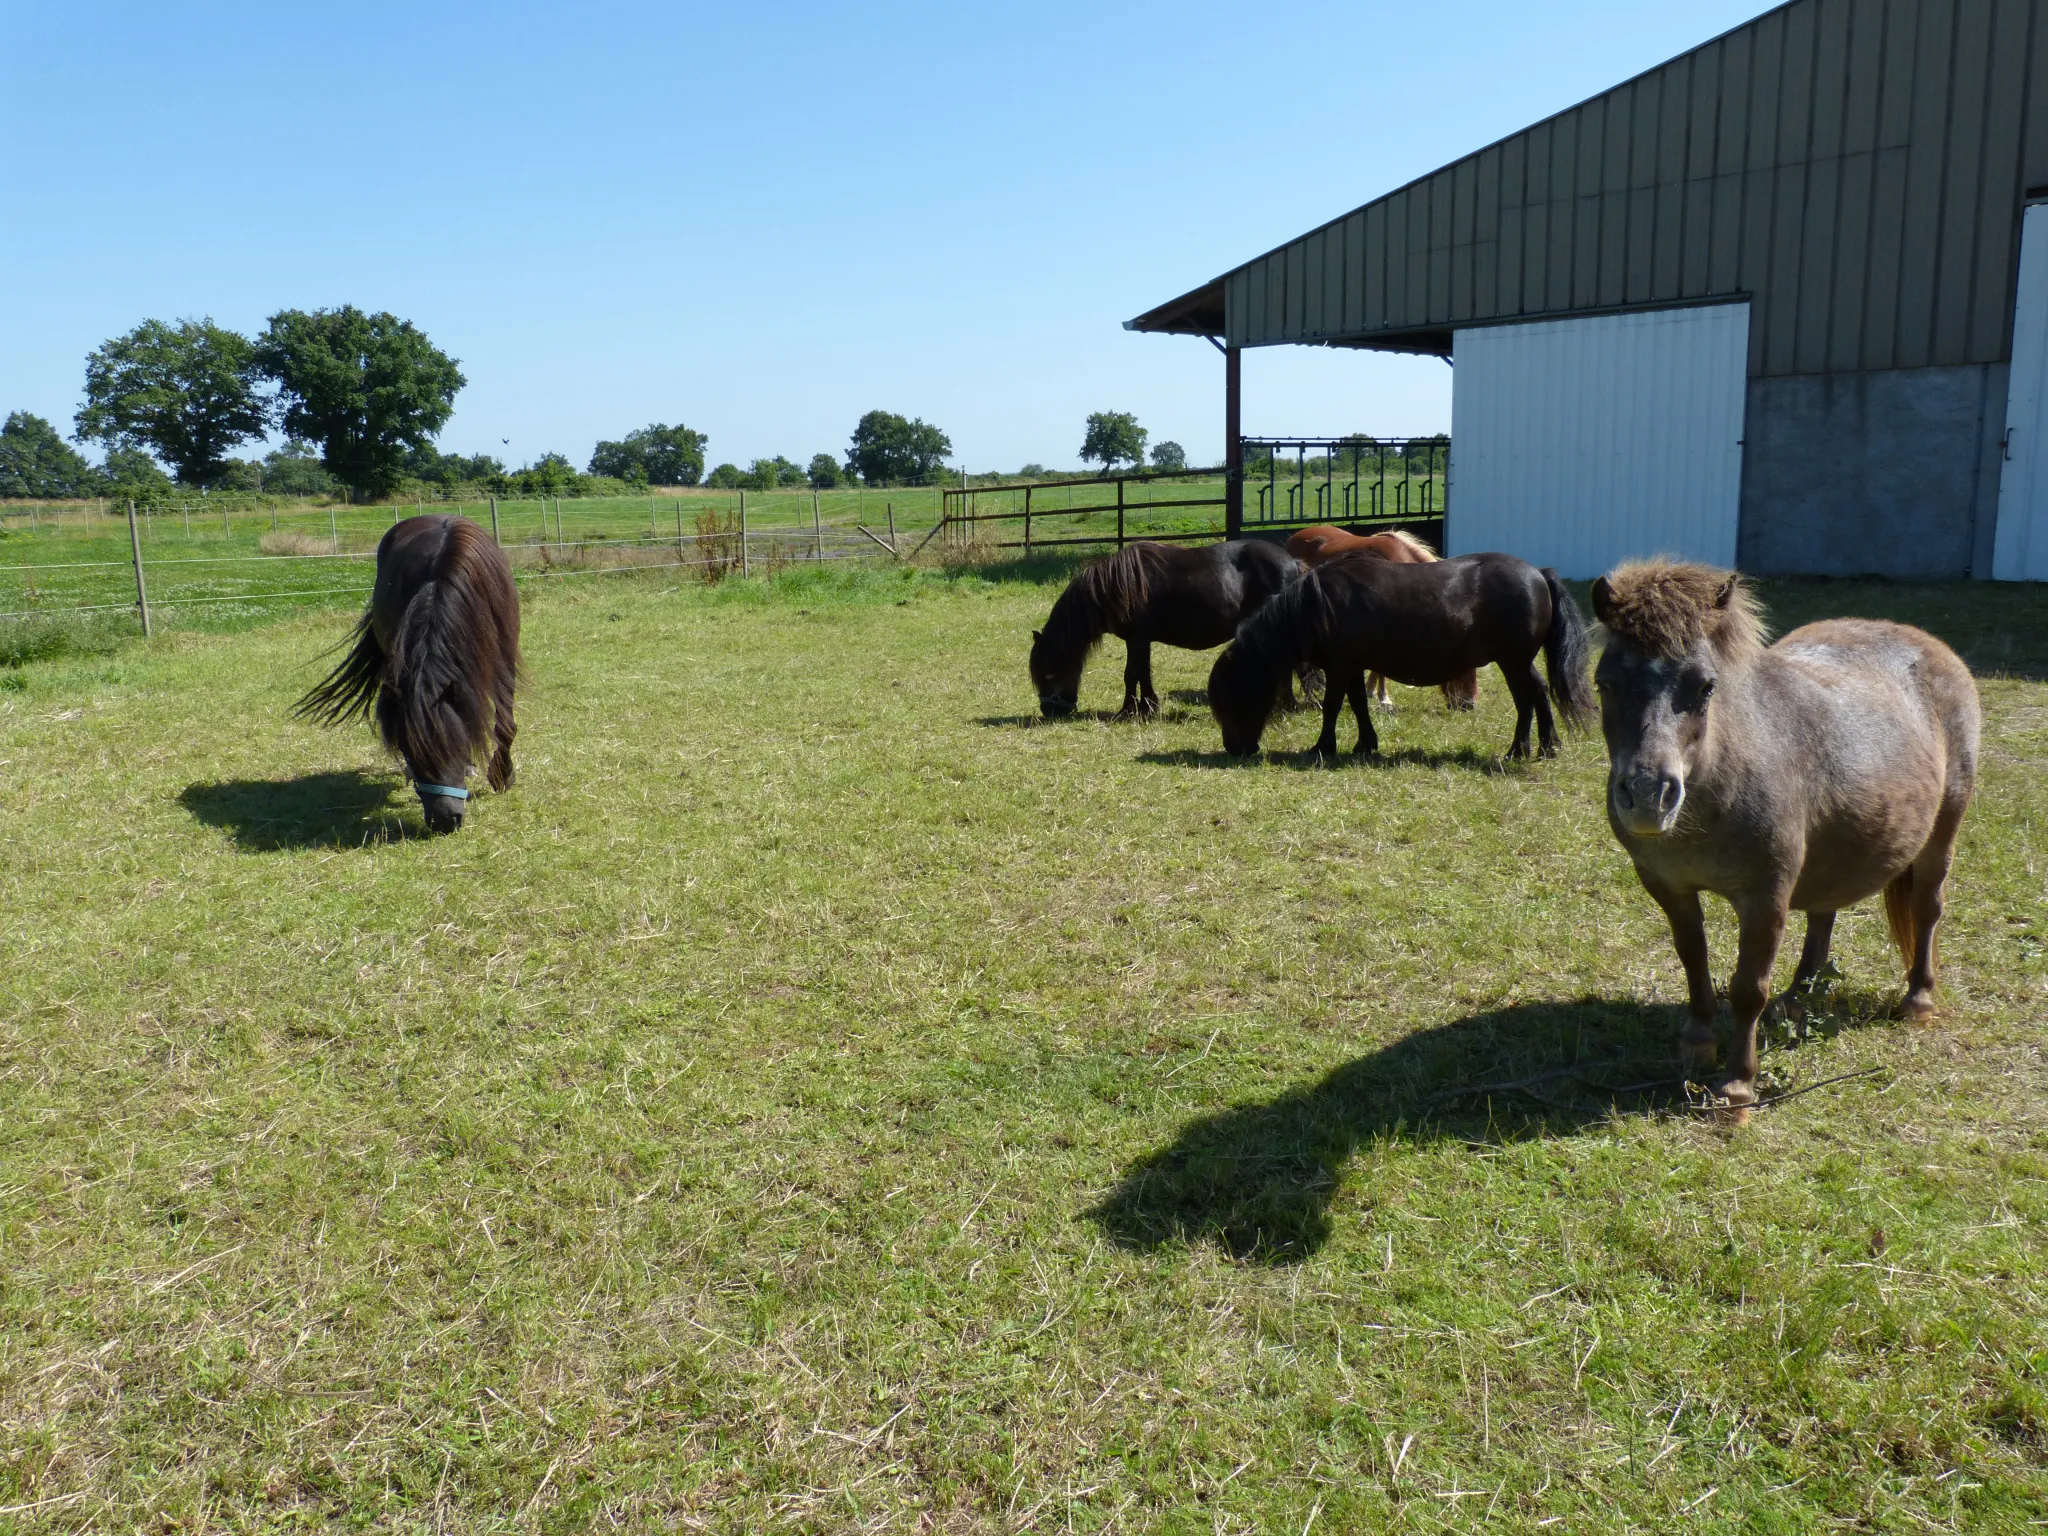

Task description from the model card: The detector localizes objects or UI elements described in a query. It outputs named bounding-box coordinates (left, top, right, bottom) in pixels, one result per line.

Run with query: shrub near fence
left=0, top=488, right=954, bottom=632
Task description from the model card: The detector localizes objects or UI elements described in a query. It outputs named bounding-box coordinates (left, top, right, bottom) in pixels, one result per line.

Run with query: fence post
left=739, top=490, right=750, bottom=577
left=127, top=499, right=152, bottom=638
left=489, top=496, right=500, bottom=544
left=886, top=501, right=896, bottom=552
left=813, top=490, right=822, bottom=560
left=649, top=489, right=656, bottom=538
left=1117, top=477, right=1126, bottom=550
left=1024, top=485, right=1032, bottom=550
left=676, top=495, right=685, bottom=560
left=329, top=502, right=338, bottom=552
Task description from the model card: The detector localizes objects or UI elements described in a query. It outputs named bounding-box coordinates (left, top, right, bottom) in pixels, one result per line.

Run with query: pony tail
left=294, top=611, right=386, bottom=726
left=1540, top=568, right=1595, bottom=726
left=1883, top=868, right=1921, bottom=972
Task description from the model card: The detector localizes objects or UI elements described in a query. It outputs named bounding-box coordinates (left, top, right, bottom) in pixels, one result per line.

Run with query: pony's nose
left=1617, top=771, right=1683, bottom=822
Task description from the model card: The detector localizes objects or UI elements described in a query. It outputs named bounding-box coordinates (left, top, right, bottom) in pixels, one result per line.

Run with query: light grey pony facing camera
left=1590, top=560, right=1979, bottom=1117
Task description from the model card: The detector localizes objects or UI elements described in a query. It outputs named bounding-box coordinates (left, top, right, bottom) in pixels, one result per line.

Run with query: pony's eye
left=1697, top=679, right=1716, bottom=706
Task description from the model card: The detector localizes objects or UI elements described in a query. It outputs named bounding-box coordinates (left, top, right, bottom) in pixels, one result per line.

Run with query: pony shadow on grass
left=179, top=770, right=415, bottom=852
left=1087, top=995, right=1892, bottom=1264
left=1137, top=744, right=1500, bottom=774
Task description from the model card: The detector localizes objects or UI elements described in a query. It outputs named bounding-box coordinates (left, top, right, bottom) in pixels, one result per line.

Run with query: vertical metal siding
left=1215, top=0, right=2045, bottom=377
left=1447, top=304, right=1750, bottom=578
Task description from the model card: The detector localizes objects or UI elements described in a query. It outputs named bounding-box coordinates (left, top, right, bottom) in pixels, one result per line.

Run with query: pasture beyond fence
left=0, top=486, right=952, bottom=633
left=3, top=441, right=1454, bottom=634
left=938, top=439, right=1449, bottom=552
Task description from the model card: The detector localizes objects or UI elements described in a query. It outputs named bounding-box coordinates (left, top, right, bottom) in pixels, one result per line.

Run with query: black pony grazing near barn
left=296, top=514, right=521, bottom=833
left=1208, top=550, right=1592, bottom=761
left=1029, top=539, right=1309, bottom=718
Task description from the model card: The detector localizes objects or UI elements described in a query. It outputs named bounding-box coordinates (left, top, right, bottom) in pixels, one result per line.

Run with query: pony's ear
left=1031, top=629, right=1042, bottom=642
left=1590, top=576, right=1615, bottom=625
left=1713, top=576, right=1739, bottom=609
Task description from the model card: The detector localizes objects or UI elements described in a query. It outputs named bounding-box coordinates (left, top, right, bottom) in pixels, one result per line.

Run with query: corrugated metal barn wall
left=1225, top=0, right=2048, bottom=377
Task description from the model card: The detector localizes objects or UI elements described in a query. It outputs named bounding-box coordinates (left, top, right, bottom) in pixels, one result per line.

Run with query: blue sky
left=1, top=1, right=1769, bottom=475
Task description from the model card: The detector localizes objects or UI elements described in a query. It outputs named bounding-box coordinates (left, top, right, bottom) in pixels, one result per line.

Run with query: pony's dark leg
left=1309, top=669, right=1348, bottom=759
left=1722, top=894, right=1790, bottom=1112
left=1120, top=639, right=1157, bottom=718
left=1500, top=660, right=1543, bottom=759
left=1644, top=878, right=1719, bottom=1075
left=1789, top=912, right=1837, bottom=990
left=1531, top=667, right=1560, bottom=757
left=1901, top=798, right=1967, bottom=1020
left=1344, top=671, right=1379, bottom=756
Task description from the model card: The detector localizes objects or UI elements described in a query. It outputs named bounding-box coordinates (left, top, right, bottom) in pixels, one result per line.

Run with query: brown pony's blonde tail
left=1883, top=867, right=1923, bottom=971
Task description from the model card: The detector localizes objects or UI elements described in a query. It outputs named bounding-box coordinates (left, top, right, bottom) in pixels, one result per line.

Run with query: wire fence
left=0, top=488, right=952, bottom=631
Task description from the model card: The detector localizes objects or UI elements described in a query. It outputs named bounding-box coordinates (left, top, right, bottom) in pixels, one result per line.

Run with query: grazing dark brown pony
left=1592, top=561, right=1979, bottom=1114
left=1285, top=525, right=1480, bottom=710
left=296, top=514, right=521, bottom=833
left=1029, top=539, right=1307, bottom=718
left=1208, top=550, right=1592, bottom=760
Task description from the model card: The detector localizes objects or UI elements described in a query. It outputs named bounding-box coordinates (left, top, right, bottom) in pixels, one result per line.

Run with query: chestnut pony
left=296, top=514, right=520, bottom=833
left=1592, top=561, right=1978, bottom=1114
left=1285, top=526, right=1479, bottom=710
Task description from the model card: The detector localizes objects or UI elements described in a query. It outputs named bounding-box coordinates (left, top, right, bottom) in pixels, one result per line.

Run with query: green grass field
left=2, top=562, right=2046, bottom=1532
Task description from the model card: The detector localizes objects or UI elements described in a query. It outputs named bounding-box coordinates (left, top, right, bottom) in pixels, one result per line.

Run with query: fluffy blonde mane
left=1595, top=559, right=1765, bottom=663
left=1381, top=528, right=1438, bottom=562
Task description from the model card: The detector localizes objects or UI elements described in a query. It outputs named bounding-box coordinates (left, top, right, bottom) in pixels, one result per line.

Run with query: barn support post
left=1223, top=343, right=1243, bottom=539
left=126, top=499, right=151, bottom=638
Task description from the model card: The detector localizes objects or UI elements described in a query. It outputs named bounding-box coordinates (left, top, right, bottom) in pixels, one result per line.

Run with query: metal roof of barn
left=1129, top=0, right=2048, bottom=377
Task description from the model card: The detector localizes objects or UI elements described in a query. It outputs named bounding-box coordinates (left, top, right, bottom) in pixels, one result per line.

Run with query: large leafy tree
left=0, top=412, right=99, bottom=497
left=806, top=453, right=842, bottom=489
left=846, top=409, right=951, bottom=486
left=99, top=447, right=176, bottom=501
left=1080, top=411, right=1147, bottom=476
left=74, top=318, right=267, bottom=486
left=255, top=307, right=464, bottom=499
left=588, top=423, right=707, bottom=486
left=1149, top=440, right=1187, bottom=472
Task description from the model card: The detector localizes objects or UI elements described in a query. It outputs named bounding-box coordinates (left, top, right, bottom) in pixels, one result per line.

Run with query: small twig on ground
left=1748, top=1067, right=1887, bottom=1110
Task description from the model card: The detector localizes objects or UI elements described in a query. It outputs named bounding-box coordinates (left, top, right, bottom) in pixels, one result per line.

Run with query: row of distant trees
left=0, top=319, right=1221, bottom=503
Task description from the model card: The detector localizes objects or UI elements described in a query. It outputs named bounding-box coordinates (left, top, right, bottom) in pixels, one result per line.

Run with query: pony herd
left=1024, top=527, right=1979, bottom=1115
left=302, top=514, right=1980, bottom=1117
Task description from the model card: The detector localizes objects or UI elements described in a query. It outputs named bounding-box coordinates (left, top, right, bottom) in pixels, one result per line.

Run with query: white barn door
left=1993, top=203, right=2048, bottom=581
left=1448, top=304, right=1749, bottom=579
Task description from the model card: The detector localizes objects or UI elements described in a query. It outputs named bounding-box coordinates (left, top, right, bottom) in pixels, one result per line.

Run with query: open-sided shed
left=1130, top=0, right=2048, bottom=580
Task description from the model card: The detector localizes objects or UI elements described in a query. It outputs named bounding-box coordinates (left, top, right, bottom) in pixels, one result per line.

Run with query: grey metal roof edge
left=1129, top=0, right=1804, bottom=323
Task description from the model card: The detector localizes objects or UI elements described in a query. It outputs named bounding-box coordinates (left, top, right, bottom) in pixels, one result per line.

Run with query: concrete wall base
left=1738, top=365, right=2005, bottom=579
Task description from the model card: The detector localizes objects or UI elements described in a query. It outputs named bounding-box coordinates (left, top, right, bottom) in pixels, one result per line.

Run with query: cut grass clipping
left=2, top=560, right=2046, bottom=1532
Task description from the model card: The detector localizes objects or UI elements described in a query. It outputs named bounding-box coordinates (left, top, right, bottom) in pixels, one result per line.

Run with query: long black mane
left=1035, top=542, right=1159, bottom=670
